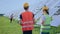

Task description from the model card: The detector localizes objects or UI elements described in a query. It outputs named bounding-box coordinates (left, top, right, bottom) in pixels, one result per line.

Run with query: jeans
left=23, top=30, right=32, bottom=34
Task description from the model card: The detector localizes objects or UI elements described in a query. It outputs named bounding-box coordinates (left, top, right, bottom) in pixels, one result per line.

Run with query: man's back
left=22, top=11, right=33, bottom=21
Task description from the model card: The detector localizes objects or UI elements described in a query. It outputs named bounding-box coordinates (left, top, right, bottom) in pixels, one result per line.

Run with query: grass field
left=0, top=16, right=60, bottom=34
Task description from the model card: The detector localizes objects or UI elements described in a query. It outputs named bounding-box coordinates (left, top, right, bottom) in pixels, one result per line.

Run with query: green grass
left=0, top=16, right=60, bottom=34
left=0, top=16, right=22, bottom=34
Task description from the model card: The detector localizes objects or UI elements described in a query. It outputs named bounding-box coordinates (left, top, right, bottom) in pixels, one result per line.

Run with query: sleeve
left=40, top=15, right=45, bottom=24
left=33, top=14, right=34, bottom=18
left=41, top=15, right=45, bottom=21
left=20, top=14, right=22, bottom=19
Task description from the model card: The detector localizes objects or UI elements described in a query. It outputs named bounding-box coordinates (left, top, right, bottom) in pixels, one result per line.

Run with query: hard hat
left=24, top=3, right=29, bottom=8
left=42, top=6, right=49, bottom=11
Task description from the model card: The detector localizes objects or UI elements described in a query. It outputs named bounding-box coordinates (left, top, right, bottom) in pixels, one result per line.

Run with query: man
left=10, top=14, right=13, bottom=23
left=20, top=3, right=34, bottom=34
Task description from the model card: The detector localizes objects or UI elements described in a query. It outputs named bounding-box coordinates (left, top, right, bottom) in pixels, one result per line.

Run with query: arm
left=41, top=16, right=45, bottom=25
left=19, top=14, right=22, bottom=25
left=51, top=17, right=53, bottom=21
left=33, top=14, right=35, bottom=24
left=41, top=20, right=44, bottom=25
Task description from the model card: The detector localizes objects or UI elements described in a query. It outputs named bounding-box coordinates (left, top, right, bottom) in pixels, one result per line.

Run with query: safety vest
left=40, top=14, right=52, bottom=32
left=21, top=11, right=34, bottom=31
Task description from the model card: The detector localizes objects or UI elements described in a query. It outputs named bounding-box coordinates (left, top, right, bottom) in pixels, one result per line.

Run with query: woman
left=40, top=5, right=52, bottom=34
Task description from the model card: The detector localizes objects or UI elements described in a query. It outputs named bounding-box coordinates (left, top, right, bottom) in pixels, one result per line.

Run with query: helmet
left=24, top=3, right=29, bottom=8
left=42, top=6, right=49, bottom=11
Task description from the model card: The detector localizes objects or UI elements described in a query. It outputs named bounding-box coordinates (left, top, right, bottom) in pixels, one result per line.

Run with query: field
left=0, top=16, right=60, bottom=34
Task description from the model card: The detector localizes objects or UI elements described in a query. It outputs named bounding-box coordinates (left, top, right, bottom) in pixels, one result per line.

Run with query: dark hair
left=44, top=10, right=49, bottom=15
left=24, top=6, right=29, bottom=10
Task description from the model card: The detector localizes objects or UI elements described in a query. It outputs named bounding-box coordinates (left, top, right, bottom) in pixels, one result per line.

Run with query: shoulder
left=41, top=15, right=45, bottom=19
left=28, top=11, right=34, bottom=14
left=29, top=11, right=33, bottom=13
left=21, top=11, right=25, bottom=14
left=48, top=15, right=52, bottom=18
left=41, top=15, right=45, bottom=18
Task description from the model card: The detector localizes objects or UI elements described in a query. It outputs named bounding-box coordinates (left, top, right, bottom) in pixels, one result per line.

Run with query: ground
left=0, top=16, right=60, bottom=34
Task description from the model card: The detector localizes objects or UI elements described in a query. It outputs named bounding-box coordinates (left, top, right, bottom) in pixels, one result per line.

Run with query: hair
left=44, top=10, right=49, bottom=15
left=24, top=6, right=29, bottom=10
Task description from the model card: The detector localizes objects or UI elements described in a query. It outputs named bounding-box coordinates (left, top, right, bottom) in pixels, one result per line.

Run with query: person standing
left=40, top=5, right=52, bottom=34
left=20, top=3, right=35, bottom=34
left=10, top=14, right=13, bottom=23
